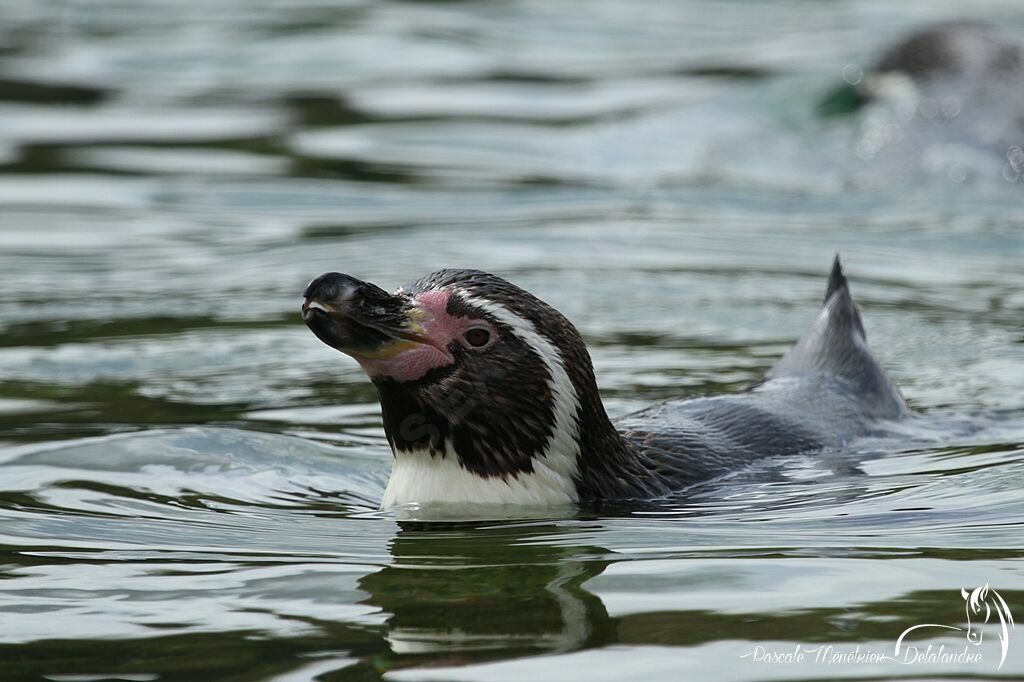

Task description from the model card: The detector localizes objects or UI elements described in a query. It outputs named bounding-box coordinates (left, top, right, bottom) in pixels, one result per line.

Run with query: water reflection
left=364, top=522, right=615, bottom=665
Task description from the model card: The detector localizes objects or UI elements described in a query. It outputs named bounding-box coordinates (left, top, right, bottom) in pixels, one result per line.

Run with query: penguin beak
left=302, top=272, right=429, bottom=360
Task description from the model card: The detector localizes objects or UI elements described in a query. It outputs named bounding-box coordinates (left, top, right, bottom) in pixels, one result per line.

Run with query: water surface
left=1, top=1, right=1024, bottom=680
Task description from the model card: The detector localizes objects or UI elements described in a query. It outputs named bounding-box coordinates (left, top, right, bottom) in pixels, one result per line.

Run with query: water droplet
left=841, top=63, right=864, bottom=85
left=941, top=96, right=961, bottom=119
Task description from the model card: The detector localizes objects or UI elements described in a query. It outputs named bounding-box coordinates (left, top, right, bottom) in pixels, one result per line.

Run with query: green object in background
left=817, top=82, right=869, bottom=117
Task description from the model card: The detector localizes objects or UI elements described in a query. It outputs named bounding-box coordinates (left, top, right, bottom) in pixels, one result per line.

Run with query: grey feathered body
left=575, top=259, right=909, bottom=500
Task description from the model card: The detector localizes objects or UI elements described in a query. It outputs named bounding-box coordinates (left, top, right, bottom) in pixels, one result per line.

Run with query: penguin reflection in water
left=358, top=524, right=615, bottom=657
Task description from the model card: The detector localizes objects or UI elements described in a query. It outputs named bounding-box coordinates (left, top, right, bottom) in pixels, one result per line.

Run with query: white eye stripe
left=455, top=290, right=582, bottom=494
left=305, top=300, right=335, bottom=313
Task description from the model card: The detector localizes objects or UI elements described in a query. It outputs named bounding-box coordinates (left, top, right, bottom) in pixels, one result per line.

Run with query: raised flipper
left=766, top=256, right=909, bottom=420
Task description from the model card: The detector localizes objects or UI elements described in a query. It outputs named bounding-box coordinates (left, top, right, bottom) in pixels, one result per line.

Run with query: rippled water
left=2, top=1, right=1024, bottom=680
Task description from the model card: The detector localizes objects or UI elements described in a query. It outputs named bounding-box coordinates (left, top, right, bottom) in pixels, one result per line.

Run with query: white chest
left=380, top=445, right=579, bottom=508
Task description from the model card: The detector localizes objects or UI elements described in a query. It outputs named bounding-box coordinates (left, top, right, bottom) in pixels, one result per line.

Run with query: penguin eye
left=463, top=327, right=492, bottom=349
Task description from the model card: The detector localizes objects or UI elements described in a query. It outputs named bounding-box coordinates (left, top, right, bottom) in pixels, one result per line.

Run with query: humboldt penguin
left=302, top=257, right=908, bottom=507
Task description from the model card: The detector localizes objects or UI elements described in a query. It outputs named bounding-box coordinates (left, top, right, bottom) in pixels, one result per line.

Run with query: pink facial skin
left=354, top=290, right=490, bottom=382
